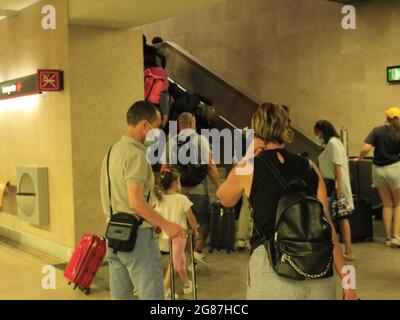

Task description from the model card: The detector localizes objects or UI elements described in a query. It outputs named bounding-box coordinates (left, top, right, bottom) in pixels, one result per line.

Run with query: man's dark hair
left=314, top=120, right=340, bottom=144
left=127, top=101, right=159, bottom=126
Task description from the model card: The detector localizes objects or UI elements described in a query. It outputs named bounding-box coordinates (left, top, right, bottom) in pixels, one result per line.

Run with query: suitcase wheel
left=68, top=282, right=71, bottom=286
left=84, top=288, right=91, bottom=295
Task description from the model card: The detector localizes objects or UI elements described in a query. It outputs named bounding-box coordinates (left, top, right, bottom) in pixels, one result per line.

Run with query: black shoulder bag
left=105, top=146, right=148, bottom=255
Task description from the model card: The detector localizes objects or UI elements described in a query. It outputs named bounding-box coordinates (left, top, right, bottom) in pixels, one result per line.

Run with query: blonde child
left=155, top=167, right=200, bottom=299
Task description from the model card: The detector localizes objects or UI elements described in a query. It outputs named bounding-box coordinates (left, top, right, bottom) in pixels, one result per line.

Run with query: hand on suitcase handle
left=164, top=221, right=187, bottom=239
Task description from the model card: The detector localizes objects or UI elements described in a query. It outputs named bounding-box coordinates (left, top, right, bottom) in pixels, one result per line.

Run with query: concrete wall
left=140, top=0, right=400, bottom=155
left=0, top=0, right=75, bottom=248
left=68, top=26, right=144, bottom=241
left=0, top=1, right=144, bottom=257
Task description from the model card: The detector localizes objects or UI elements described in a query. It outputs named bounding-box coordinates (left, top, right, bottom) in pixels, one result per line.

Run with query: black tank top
left=249, top=149, right=319, bottom=253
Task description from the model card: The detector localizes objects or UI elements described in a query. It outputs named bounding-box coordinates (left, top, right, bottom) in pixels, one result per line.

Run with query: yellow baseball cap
left=385, top=107, right=400, bottom=119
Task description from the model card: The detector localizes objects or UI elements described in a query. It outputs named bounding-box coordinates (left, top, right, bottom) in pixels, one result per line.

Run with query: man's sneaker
left=385, top=239, right=392, bottom=247
left=193, top=251, right=210, bottom=268
left=183, top=281, right=193, bottom=295
left=391, top=236, right=400, bottom=247
left=165, top=288, right=178, bottom=300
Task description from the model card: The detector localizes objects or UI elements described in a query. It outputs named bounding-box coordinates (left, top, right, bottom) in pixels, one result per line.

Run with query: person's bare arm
left=313, top=163, right=357, bottom=300
left=334, top=164, right=343, bottom=197
left=207, top=151, right=220, bottom=189
left=217, top=163, right=247, bottom=207
left=217, top=137, right=264, bottom=205
left=358, top=144, right=373, bottom=161
left=127, top=183, right=185, bottom=238
left=186, top=208, right=200, bottom=237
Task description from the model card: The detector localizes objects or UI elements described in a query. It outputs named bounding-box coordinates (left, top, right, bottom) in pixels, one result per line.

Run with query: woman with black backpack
left=216, top=102, right=357, bottom=300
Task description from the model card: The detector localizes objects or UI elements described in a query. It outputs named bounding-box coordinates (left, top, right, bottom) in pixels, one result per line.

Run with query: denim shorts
left=247, top=246, right=336, bottom=300
left=107, top=228, right=164, bottom=300
left=184, top=194, right=211, bottom=226
left=372, top=162, right=400, bottom=190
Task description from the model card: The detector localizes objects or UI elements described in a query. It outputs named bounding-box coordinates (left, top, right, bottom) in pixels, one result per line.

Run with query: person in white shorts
left=359, top=107, right=400, bottom=247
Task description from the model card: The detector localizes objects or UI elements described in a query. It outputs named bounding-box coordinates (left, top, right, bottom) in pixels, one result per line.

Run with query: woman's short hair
left=251, top=102, right=293, bottom=145
left=313, top=120, right=340, bottom=144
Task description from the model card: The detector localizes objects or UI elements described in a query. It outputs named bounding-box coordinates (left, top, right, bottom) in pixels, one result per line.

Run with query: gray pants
left=108, top=228, right=164, bottom=300
left=247, top=246, right=337, bottom=300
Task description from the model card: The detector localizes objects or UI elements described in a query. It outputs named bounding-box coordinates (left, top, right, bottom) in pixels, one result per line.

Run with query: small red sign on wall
left=38, top=70, right=63, bottom=91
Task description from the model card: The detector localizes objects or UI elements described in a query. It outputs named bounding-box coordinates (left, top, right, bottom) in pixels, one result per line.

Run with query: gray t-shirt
left=100, top=136, right=155, bottom=227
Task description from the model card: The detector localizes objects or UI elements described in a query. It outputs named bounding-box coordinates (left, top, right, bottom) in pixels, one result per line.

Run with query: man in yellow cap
left=358, top=107, right=400, bottom=248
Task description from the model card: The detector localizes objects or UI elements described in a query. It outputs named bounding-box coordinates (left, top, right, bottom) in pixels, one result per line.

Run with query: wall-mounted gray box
left=16, top=166, right=49, bottom=226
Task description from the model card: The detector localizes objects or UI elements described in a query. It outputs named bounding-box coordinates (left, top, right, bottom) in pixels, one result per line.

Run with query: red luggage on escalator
left=64, top=232, right=106, bottom=295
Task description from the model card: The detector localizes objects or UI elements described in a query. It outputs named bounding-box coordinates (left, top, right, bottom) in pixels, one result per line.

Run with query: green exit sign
left=388, top=66, right=400, bottom=83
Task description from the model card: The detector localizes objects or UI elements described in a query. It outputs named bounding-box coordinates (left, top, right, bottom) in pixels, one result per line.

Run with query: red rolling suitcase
left=64, top=232, right=106, bottom=295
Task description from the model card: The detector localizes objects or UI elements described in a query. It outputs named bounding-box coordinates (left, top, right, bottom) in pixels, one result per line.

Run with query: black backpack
left=251, top=154, right=334, bottom=281
left=174, top=135, right=208, bottom=187
left=173, top=92, right=200, bottom=114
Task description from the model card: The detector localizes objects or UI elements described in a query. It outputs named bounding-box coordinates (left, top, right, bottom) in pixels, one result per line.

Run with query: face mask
left=316, top=136, right=325, bottom=146
left=144, top=128, right=161, bottom=148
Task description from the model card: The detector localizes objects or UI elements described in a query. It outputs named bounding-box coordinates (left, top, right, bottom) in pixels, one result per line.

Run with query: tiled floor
left=0, top=220, right=399, bottom=300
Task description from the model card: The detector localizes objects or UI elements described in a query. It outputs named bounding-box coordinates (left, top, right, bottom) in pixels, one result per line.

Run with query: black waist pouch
left=106, top=213, right=143, bottom=254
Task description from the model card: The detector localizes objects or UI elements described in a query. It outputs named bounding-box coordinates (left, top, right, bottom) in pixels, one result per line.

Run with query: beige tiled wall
left=0, top=0, right=76, bottom=247
left=140, top=0, right=400, bottom=155
left=68, top=26, right=144, bottom=241
left=0, top=2, right=144, bottom=250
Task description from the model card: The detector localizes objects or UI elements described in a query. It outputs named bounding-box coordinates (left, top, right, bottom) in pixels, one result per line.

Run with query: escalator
left=156, top=41, right=321, bottom=162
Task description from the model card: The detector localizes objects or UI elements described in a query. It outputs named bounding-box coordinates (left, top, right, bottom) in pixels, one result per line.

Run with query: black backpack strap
left=177, top=133, right=203, bottom=164
left=145, top=78, right=156, bottom=101
left=107, top=144, right=147, bottom=225
left=250, top=152, right=288, bottom=246
left=249, top=201, right=269, bottom=245
left=257, top=153, right=288, bottom=189
left=106, top=146, right=114, bottom=219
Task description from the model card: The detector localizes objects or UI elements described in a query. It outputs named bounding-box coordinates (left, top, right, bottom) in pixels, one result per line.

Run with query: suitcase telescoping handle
left=168, top=230, right=197, bottom=300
